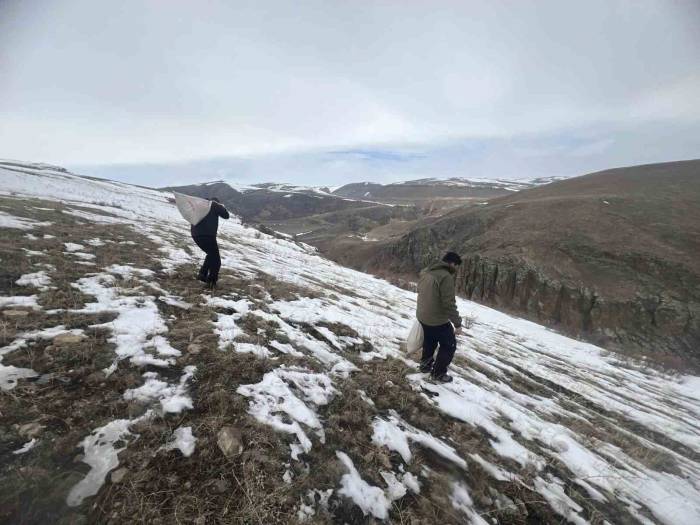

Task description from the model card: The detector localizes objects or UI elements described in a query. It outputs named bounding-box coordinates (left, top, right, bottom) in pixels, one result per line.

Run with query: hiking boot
left=419, top=359, right=434, bottom=373
left=431, top=372, right=453, bottom=383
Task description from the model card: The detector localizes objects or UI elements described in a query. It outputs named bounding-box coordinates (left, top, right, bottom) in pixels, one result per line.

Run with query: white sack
left=174, top=192, right=212, bottom=225
left=405, top=319, right=424, bottom=357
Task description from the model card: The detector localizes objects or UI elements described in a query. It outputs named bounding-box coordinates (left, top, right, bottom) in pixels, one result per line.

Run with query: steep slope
left=1, top=160, right=700, bottom=524
left=369, top=160, right=700, bottom=367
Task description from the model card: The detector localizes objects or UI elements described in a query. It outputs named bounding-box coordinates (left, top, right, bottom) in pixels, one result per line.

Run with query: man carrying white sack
left=173, top=192, right=230, bottom=290
left=415, top=251, right=463, bottom=383
left=190, top=197, right=230, bottom=290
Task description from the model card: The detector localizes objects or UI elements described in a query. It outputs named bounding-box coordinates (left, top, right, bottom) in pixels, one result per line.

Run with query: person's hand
left=454, top=326, right=463, bottom=335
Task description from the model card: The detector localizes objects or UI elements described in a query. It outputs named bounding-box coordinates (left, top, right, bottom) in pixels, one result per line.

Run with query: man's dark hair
left=442, top=251, right=462, bottom=265
left=210, top=197, right=221, bottom=203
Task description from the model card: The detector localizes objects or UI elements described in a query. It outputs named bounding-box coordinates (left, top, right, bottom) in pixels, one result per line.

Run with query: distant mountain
left=163, top=181, right=371, bottom=223
left=332, top=175, right=566, bottom=204
left=354, top=160, right=700, bottom=366
left=165, top=175, right=571, bottom=270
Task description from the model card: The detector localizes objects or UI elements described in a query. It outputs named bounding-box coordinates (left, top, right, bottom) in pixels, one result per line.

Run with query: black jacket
left=191, top=201, right=230, bottom=237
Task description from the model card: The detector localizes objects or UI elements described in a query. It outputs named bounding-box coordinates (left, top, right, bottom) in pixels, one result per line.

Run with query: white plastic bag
left=405, top=319, right=424, bottom=357
left=174, top=192, right=212, bottom=225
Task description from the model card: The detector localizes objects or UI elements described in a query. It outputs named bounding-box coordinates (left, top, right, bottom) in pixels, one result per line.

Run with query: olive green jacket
left=416, top=262, right=462, bottom=328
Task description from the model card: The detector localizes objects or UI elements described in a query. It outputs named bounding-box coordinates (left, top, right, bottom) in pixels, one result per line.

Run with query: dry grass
left=1, top=194, right=686, bottom=524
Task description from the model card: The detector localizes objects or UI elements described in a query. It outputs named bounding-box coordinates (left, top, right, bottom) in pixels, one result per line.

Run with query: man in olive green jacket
left=416, top=252, right=463, bottom=382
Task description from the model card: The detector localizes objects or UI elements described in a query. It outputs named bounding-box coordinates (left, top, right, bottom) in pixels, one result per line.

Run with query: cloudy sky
left=1, top=0, right=699, bottom=187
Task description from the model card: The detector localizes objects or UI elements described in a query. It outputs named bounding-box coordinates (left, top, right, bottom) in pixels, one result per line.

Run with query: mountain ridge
left=360, top=159, right=700, bottom=368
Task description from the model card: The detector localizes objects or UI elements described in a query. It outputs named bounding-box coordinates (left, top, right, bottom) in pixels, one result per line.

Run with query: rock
left=127, top=402, right=147, bottom=418
left=187, top=343, right=202, bottom=355
left=53, top=333, right=86, bottom=345
left=130, top=419, right=153, bottom=434
left=18, top=421, right=45, bottom=439
left=474, top=492, right=493, bottom=507
left=18, top=466, right=50, bottom=479
left=85, top=371, right=104, bottom=385
left=211, top=478, right=230, bottom=493
left=110, top=467, right=128, bottom=483
left=217, top=426, right=244, bottom=458
left=3, top=310, right=30, bottom=318
left=375, top=451, right=392, bottom=470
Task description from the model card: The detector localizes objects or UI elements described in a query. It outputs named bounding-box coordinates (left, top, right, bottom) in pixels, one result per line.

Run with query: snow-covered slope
left=390, top=175, right=567, bottom=191
left=1, top=161, right=699, bottom=523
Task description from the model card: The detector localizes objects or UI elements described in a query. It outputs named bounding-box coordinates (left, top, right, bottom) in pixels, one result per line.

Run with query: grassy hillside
left=2, top=161, right=699, bottom=524
left=366, top=160, right=700, bottom=368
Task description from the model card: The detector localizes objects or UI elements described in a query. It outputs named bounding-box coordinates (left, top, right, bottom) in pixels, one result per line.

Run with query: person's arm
left=439, top=274, right=462, bottom=328
left=214, top=202, right=230, bottom=220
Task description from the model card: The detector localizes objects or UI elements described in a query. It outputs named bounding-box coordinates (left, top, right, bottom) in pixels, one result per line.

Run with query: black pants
left=420, top=322, right=456, bottom=376
left=192, top=235, right=221, bottom=284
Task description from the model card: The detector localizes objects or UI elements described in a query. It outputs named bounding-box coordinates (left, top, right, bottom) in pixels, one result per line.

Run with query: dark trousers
left=420, top=322, right=456, bottom=376
left=192, top=235, right=221, bottom=284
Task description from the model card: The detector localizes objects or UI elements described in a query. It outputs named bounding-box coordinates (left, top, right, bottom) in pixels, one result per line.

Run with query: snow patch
left=123, top=366, right=196, bottom=413
left=234, top=342, right=271, bottom=358
left=372, top=411, right=467, bottom=469
left=63, top=242, right=85, bottom=252
left=237, top=367, right=336, bottom=459
left=336, top=451, right=390, bottom=520
left=162, top=426, right=196, bottom=457
left=0, top=211, right=52, bottom=230
left=16, top=271, right=52, bottom=290
left=12, top=438, right=38, bottom=455
left=450, top=482, right=489, bottom=525
left=66, top=418, right=135, bottom=507
left=72, top=273, right=180, bottom=368
left=0, top=295, right=40, bottom=310
left=0, top=325, right=83, bottom=390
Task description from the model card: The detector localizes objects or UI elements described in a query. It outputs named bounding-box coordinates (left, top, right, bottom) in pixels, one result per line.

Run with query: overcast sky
left=1, top=0, right=699, bottom=186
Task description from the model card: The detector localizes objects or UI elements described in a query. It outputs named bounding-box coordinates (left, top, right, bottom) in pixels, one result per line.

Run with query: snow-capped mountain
left=388, top=175, right=566, bottom=191
left=1, top=159, right=699, bottom=523
left=332, top=175, right=567, bottom=203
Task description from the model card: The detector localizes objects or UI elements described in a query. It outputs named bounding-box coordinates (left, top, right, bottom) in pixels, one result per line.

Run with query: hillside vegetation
left=1, top=161, right=699, bottom=524
left=364, top=160, right=700, bottom=369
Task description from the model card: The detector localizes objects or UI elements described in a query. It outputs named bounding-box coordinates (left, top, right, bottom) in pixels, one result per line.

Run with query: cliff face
left=456, top=254, right=699, bottom=362
left=364, top=160, right=700, bottom=368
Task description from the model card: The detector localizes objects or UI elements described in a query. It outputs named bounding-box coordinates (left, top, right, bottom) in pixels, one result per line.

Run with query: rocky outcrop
left=455, top=255, right=700, bottom=364
left=363, top=160, right=700, bottom=367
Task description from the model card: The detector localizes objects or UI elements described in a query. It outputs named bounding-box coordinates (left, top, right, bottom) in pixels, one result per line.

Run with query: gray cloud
left=1, top=0, right=698, bottom=183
